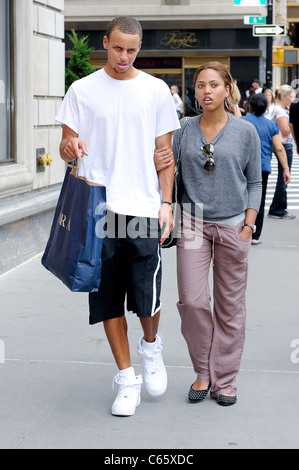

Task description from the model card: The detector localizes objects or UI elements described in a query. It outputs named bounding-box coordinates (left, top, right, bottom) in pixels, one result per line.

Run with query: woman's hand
left=154, top=146, right=174, bottom=172
left=159, top=203, right=174, bottom=245
left=283, top=169, right=291, bottom=185
left=239, top=225, right=253, bottom=241
left=240, top=209, right=258, bottom=241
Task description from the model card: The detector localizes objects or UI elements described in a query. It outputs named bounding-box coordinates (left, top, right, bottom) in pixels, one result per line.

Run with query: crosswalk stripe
left=265, top=152, right=299, bottom=210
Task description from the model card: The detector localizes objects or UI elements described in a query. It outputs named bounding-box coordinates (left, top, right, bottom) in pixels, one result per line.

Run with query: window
left=0, top=0, right=12, bottom=163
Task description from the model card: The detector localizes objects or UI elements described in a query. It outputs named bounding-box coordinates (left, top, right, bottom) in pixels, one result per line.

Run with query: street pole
left=266, top=0, right=273, bottom=89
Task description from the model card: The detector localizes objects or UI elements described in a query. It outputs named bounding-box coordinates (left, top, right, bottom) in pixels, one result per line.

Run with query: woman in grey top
left=155, top=62, right=262, bottom=406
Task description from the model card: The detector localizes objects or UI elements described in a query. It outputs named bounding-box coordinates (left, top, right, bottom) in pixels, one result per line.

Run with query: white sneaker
left=137, top=332, right=167, bottom=397
left=111, top=373, right=143, bottom=417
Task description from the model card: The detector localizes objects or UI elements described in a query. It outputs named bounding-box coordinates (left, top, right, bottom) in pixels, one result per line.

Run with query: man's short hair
left=106, top=16, right=143, bottom=40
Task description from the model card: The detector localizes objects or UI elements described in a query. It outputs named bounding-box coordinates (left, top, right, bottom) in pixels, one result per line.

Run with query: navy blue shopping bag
left=41, top=161, right=106, bottom=292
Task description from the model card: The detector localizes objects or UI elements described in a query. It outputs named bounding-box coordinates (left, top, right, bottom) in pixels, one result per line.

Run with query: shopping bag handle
left=69, top=155, right=87, bottom=179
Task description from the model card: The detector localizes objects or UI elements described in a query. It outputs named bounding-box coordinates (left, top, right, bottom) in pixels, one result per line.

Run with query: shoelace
left=112, top=373, right=143, bottom=391
left=142, top=345, right=163, bottom=374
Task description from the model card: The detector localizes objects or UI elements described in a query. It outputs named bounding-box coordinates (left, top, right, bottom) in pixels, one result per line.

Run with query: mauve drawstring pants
left=176, top=215, right=251, bottom=397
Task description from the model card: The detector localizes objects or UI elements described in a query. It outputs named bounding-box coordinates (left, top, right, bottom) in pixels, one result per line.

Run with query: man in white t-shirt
left=56, top=16, right=180, bottom=417
left=251, top=79, right=262, bottom=95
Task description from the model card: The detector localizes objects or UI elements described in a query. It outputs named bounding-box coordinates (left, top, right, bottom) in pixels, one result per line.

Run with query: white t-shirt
left=272, top=104, right=294, bottom=145
left=172, top=93, right=183, bottom=112
left=55, top=69, right=180, bottom=218
left=264, top=103, right=275, bottom=120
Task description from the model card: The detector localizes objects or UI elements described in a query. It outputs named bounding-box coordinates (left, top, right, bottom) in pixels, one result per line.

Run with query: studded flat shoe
left=188, top=382, right=211, bottom=402
left=216, top=394, right=237, bottom=406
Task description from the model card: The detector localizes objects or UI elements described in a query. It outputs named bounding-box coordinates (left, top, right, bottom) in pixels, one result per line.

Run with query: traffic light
left=273, top=46, right=299, bottom=66
left=284, top=49, right=299, bottom=64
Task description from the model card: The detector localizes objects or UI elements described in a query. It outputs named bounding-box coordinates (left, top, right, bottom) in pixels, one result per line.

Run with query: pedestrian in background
left=170, top=85, right=183, bottom=119
left=244, top=86, right=255, bottom=115
left=56, top=16, right=180, bottom=417
left=251, top=78, right=262, bottom=95
left=263, top=88, right=276, bottom=120
left=231, top=81, right=242, bottom=117
left=233, top=78, right=245, bottom=115
left=243, top=94, right=291, bottom=245
left=244, top=79, right=262, bottom=115
left=268, top=84, right=296, bottom=220
left=155, top=61, right=262, bottom=406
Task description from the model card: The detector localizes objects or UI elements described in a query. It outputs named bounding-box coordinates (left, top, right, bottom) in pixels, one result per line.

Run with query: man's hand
left=59, top=125, right=88, bottom=162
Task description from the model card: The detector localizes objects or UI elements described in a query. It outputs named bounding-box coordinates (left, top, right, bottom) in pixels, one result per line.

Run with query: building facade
left=64, top=0, right=268, bottom=115
left=1, top=0, right=298, bottom=274
left=0, top=0, right=65, bottom=274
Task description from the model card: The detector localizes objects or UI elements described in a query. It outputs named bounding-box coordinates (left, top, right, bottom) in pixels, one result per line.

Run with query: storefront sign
left=160, top=31, right=200, bottom=49
left=134, top=58, right=182, bottom=68
left=65, top=28, right=258, bottom=53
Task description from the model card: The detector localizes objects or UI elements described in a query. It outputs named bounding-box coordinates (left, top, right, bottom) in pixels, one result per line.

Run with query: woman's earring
left=195, top=99, right=200, bottom=111
left=224, top=96, right=230, bottom=109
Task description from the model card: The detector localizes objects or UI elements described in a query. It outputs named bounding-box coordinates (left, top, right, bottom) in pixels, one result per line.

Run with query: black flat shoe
left=188, top=383, right=211, bottom=402
left=217, top=394, right=237, bottom=406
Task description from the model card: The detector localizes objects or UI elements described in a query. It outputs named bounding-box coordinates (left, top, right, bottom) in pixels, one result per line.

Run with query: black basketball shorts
left=89, top=211, right=162, bottom=324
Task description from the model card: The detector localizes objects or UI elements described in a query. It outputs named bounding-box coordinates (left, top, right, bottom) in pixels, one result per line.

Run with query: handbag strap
left=173, top=117, right=190, bottom=201
left=175, top=117, right=190, bottom=175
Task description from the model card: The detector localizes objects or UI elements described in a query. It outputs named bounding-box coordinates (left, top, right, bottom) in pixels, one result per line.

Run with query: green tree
left=65, top=30, right=95, bottom=92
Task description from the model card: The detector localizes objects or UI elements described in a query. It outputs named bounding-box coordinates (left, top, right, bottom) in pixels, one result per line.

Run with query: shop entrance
left=144, top=57, right=230, bottom=117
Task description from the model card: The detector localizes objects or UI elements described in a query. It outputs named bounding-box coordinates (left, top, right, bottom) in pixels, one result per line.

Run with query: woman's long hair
left=193, top=61, right=235, bottom=115
left=263, top=88, right=275, bottom=105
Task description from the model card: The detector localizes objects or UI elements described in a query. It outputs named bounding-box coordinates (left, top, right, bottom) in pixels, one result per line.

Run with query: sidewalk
left=0, top=211, right=299, bottom=449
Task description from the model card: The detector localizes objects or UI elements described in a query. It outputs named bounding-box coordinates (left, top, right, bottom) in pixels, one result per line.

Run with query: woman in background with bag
left=155, top=61, right=262, bottom=406
left=268, top=84, right=296, bottom=220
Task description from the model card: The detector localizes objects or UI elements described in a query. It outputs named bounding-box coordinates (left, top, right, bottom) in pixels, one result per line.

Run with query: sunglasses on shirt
left=201, top=143, right=215, bottom=173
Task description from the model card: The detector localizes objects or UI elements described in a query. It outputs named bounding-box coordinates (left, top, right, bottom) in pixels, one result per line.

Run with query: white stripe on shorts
left=151, top=245, right=161, bottom=317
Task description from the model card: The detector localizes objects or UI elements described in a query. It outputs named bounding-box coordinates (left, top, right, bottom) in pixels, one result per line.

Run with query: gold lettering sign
left=160, top=31, right=200, bottom=49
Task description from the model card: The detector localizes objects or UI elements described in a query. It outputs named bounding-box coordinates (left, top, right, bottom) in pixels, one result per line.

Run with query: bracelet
left=162, top=201, right=172, bottom=205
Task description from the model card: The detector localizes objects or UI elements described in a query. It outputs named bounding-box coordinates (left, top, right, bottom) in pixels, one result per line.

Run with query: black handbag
left=161, top=117, right=190, bottom=248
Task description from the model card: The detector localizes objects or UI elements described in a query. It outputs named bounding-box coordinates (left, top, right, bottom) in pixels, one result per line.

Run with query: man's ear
left=103, top=35, right=108, bottom=50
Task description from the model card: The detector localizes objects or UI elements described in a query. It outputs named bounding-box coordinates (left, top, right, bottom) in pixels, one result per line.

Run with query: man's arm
left=59, top=125, right=88, bottom=162
left=155, top=132, right=175, bottom=244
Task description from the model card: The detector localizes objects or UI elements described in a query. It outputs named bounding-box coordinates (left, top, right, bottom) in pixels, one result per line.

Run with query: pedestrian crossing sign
left=234, top=0, right=266, bottom=5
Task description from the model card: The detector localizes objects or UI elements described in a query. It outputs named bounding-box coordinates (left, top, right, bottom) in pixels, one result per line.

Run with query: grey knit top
left=173, top=113, right=262, bottom=222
